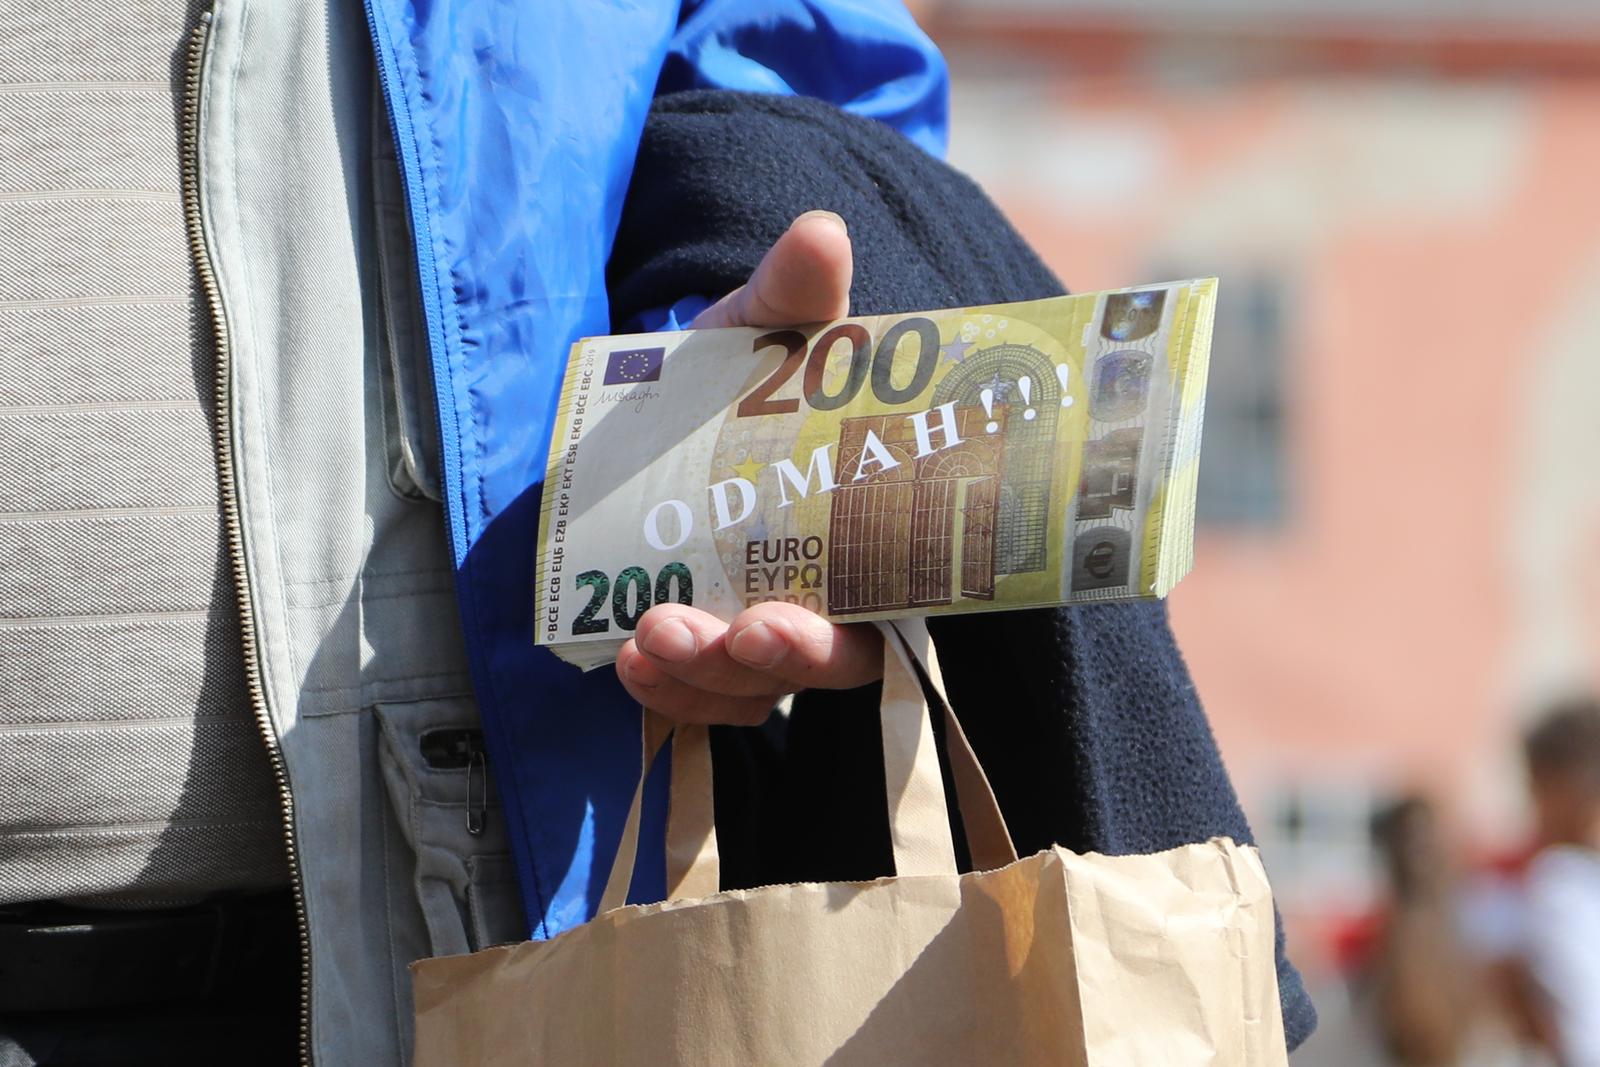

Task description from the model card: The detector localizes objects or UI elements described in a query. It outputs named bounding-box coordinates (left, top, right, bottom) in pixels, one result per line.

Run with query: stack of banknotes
left=535, top=279, right=1217, bottom=670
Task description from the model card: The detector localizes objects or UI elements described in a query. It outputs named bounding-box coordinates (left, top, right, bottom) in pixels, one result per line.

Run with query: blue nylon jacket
left=361, top=0, right=948, bottom=938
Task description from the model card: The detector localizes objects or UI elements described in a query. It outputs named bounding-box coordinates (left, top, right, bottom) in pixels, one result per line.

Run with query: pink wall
left=939, top=51, right=1600, bottom=862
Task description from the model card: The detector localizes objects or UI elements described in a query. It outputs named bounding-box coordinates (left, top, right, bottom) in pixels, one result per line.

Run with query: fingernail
left=729, top=621, right=787, bottom=669
left=796, top=209, right=847, bottom=234
left=641, top=618, right=697, bottom=663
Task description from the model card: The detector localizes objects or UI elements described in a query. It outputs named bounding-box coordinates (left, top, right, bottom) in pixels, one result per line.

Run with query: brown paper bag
left=413, top=620, right=1288, bottom=1066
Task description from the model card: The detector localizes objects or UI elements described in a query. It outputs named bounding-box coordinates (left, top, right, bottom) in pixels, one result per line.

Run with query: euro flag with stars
left=603, top=346, right=665, bottom=385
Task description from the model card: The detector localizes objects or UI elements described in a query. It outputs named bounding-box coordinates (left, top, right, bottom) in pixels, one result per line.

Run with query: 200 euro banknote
left=536, top=280, right=1216, bottom=669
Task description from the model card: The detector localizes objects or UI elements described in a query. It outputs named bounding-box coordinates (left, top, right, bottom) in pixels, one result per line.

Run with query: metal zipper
left=181, top=11, right=313, bottom=1063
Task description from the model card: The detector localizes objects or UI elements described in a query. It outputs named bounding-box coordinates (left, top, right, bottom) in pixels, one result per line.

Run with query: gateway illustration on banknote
left=534, top=280, right=1216, bottom=669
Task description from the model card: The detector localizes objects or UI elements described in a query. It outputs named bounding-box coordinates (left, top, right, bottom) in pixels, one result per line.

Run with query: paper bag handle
left=881, top=618, right=1017, bottom=875
left=597, top=714, right=720, bottom=914
left=598, top=618, right=1016, bottom=913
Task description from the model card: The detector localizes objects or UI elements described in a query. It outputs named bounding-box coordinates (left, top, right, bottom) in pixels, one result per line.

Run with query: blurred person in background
left=1365, top=795, right=1475, bottom=1067
left=1514, top=699, right=1600, bottom=1067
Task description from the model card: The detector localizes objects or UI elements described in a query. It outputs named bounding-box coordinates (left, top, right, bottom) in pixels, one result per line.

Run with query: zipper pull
left=466, top=748, right=488, bottom=837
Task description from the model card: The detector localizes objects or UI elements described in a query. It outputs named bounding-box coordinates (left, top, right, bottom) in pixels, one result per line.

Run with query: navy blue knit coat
left=607, top=89, right=1317, bottom=1050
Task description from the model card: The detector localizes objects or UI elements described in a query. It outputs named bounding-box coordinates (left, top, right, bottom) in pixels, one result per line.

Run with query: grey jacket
left=192, top=2, right=520, bottom=1062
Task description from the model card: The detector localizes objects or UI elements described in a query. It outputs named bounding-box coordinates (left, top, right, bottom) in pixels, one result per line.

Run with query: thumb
left=692, top=211, right=852, bottom=329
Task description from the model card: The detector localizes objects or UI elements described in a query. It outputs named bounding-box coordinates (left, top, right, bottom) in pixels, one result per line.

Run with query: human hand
left=614, top=211, right=885, bottom=724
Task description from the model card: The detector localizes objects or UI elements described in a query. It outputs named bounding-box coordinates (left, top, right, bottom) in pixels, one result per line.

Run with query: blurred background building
left=919, top=0, right=1600, bottom=1061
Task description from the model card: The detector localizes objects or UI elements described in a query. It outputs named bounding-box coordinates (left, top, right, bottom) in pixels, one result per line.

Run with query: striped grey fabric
left=0, top=0, right=288, bottom=905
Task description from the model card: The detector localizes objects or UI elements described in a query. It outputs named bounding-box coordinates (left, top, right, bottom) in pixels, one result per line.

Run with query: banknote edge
left=1155, top=278, right=1217, bottom=597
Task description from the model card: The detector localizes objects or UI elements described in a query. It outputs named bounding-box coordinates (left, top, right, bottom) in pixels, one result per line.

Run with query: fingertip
left=729, top=603, right=882, bottom=690
left=809, top=616, right=884, bottom=681
left=636, top=603, right=725, bottom=647
left=734, top=699, right=776, bottom=728
left=748, top=212, right=852, bottom=325
left=616, top=638, right=663, bottom=690
left=792, top=209, right=848, bottom=238
left=732, top=601, right=819, bottom=650
left=634, top=602, right=687, bottom=637
left=726, top=618, right=789, bottom=670
left=616, top=636, right=639, bottom=668
left=638, top=616, right=698, bottom=665
left=781, top=210, right=852, bottom=282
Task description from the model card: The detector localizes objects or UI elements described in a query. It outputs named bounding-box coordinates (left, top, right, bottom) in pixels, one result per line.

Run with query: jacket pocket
left=375, top=698, right=524, bottom=957
left=371, top=97, right=443, bottom=503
